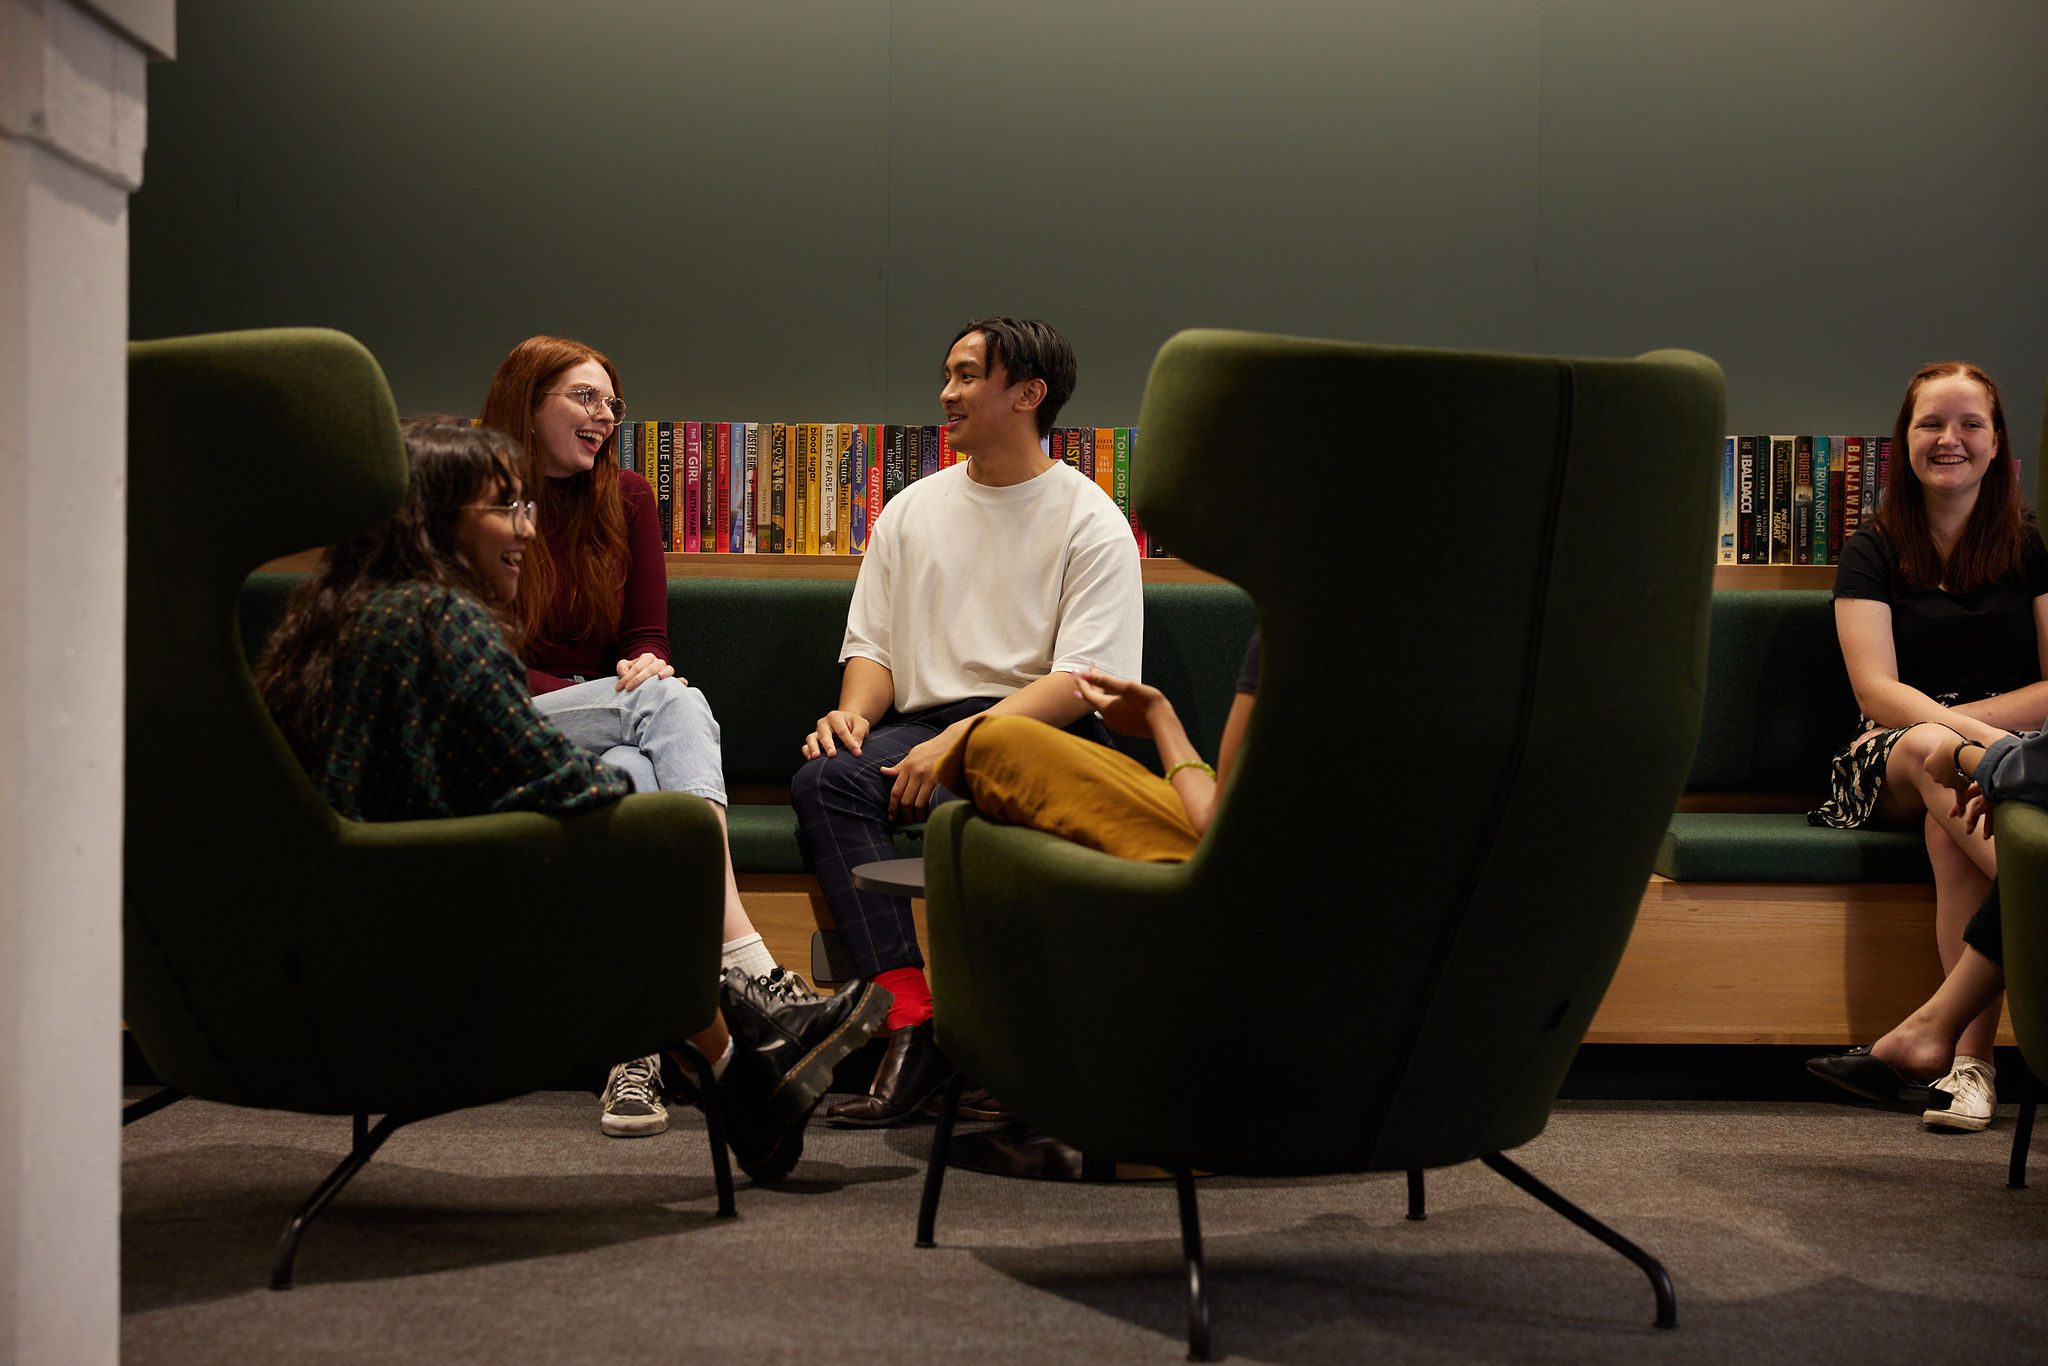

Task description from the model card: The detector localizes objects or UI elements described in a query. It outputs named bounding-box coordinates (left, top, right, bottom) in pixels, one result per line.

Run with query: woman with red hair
left=481, top=336, right=827, bottom=1141
left=1808, top=361, right=2048, bottom=1132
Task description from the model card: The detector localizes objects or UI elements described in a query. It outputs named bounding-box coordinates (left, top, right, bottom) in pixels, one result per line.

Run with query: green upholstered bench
left=1587, top=588, right=1996, bottom=1045
left=240, top=570, right=1255, bottom=968
left=1656, top=589, right=1927, bottom=884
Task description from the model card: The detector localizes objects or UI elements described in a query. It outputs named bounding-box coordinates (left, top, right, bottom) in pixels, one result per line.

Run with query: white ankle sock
left=721, top=932, right=777, bottom=980
left=676, top=1036, right=734, bottom=1089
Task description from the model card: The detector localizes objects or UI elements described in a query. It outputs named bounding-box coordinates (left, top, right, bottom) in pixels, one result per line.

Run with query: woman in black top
left=1812, top=361, right=2048, bottom=1129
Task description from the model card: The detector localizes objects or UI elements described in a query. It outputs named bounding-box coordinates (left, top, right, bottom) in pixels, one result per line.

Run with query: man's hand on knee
left=804, top=710, right=869, bottom=760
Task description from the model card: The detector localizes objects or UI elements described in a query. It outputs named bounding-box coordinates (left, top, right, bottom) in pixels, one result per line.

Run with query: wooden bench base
left=745, top=872, right=2016, bottom=1047
left=1587, top=876, right=2016, bottom=1045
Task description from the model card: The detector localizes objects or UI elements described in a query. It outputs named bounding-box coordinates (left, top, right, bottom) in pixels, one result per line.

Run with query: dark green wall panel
left=132, top=1, right=2046, bottom=455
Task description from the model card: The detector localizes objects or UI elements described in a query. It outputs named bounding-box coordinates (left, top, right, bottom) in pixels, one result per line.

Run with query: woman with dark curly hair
left=1808, top=362, right=2048, bottom=1132
left=255, top=418, right=884, bottom=1181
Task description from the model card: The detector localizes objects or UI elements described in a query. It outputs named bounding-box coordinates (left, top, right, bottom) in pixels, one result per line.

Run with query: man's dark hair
left=951, top=316, right=1076, bottom=437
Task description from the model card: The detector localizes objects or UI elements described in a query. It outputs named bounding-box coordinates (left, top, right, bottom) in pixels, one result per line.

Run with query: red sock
left=875, top=966, right=933, bottom=1032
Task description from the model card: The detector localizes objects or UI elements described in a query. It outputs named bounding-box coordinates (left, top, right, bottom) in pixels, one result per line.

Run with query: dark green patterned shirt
left=312, top=582, right=632, bottom=821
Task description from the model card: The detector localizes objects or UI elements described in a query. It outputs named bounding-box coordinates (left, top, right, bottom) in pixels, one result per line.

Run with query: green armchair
left=123, top=329, right=732, bottom=1287
left=1986, top=802, right=2046, bottom=1188
left=916, top=329, right=1726, bottom=1357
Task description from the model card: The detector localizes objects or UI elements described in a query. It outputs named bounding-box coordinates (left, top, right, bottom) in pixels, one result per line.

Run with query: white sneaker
left=1923, top=1055, right=1995, bottom=1132
left=600, top=1055, right=669, bottom=1138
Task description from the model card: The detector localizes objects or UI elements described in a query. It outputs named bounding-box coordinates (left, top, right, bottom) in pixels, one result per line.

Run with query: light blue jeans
left=532, top=676, right=729, bottom=803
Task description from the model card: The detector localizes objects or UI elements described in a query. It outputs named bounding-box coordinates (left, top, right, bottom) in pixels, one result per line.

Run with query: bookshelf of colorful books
left=617, top=420, right=1173, bottom=562
left=1715, top=431, right=2024, bottom=589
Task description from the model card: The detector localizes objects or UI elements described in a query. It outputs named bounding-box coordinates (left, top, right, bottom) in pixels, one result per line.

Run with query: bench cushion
left=1654, top=812, right=1929, bottom=883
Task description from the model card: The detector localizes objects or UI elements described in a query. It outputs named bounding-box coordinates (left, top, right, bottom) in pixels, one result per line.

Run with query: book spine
left=1078, top=428, right=1095, bottom=482
left=658, top=422, right=677, bottom=552
left=1768, top=435, right=1794, bottom=564
left=849, top=426, right=868, bottom=554
left=1811, top=435, right=1831, bottom=566
left=713, top=422, right=731, bottom=554
left=682, top=423, right=701, bottom=554
left=865, top=423, right=883, bottom=549
left=791, top=424, right=809, bottom=553
left=1873, top=437, right=1891, bottom=516
left=1094, top=427, right=1116, bottom=502
left=1851, top=436, right=1867, bottom=548
left=836, top=425, right=855, bottom=552
left=1061, top=427, right=1082, bottom=471
left=938, top=423, right=956, bottom=469
left=742, top=422, right=760, bottom=554
left=1114, top=427, right=1132, bottom=520
left=618, top=420, right=638, bottom=473
left=807, top=423, right=825, bottom=554
left=920, top=424, right=939, bottom=480
left=1834, top=438, right=1850, bottom=553
left=817, top=424, right=836, bottom=554
left=1735, top=435, right=1757, bottom=564
left=754, top=422, right=771, bottom=554
left=1718, top=436, right=1735, bottom=564
left=883, top=425, right=906, bottom=501
left=1792, top=435, right=1814, bottom=565
left=1049, top=430, right=1064, bottom=466
left=641, top=419, right=657, bottom=508
left=768, top=423, right=787, bottom=554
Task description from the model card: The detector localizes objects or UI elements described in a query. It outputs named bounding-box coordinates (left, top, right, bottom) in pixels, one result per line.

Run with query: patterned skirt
left=1808, top=692, right=1973, bottom=830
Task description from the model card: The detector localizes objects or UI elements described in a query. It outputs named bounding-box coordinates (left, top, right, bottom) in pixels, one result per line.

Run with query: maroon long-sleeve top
left=525, top=469, right=671, bottom=695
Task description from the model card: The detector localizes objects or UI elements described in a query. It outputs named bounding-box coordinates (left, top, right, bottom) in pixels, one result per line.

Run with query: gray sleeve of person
left=1978, top=723, right=2048, bottom=806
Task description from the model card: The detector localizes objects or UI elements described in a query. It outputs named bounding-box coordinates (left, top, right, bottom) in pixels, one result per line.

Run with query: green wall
left=132, top=1, right=2048, bottom=454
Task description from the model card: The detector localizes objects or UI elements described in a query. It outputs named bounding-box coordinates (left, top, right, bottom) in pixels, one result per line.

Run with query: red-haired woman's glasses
left=540, top=386, right=626, bottom=422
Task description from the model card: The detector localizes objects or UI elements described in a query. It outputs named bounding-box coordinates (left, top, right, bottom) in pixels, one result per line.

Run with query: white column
left=0, top=1, right=170, bottom=1361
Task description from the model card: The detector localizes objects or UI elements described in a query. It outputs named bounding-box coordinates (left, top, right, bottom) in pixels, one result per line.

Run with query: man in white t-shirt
left=791, top=316, right=1143, bottom=1128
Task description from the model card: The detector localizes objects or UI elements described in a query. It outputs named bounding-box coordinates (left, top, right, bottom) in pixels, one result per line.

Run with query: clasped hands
left=615, top=653, right=681, bottom=692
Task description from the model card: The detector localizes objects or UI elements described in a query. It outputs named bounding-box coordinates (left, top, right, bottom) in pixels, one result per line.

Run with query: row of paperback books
left=615, top=422, right=1169, bottom=556
left=1718, top=433, right=2027, bottom=566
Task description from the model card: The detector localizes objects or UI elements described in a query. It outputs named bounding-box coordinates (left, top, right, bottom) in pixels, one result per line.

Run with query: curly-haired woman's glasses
left=468, top=501, right=538, bottom=528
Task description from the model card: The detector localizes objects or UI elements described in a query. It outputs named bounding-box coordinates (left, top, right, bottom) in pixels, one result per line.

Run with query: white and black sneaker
left=600, top=1054, right=669, bottom=1138
left=1924, top=1055, right=1996, bottom=1133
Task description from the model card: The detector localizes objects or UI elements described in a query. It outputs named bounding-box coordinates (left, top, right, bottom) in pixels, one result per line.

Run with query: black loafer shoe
left=1806, top=1046, right=1938, bottom=1107
left=824, top=1021, right=956, bottom=1128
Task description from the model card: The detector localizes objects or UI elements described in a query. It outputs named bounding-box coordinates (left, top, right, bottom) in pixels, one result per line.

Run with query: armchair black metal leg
left=1407, top=1168, right=1426, bottom=1221
left=915, top=1074, right=966, bottom=1249
left=1481, top=1151, right=1676, bottom=1329
left=1175, top=1168, right=1213, bottom=1362
left=122, top=1085, right=184, bottom=1126
left=271, top=1113, right=410, bottom=1291
left=2009, top=1061, right=2039, bottom=1191
left=672, top=1040, right=736, bottom=1218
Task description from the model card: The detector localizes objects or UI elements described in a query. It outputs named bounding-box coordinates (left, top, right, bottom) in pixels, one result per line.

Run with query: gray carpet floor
left=121, top=1091, right=2048, bottom=1364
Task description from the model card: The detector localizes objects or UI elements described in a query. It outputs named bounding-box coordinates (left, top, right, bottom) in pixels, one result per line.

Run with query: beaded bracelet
left=1163, top=759, right=1217, bottom=783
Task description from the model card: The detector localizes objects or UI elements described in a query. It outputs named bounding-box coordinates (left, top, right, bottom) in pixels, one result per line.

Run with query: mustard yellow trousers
left=933, top=714, right=1199, bottom=864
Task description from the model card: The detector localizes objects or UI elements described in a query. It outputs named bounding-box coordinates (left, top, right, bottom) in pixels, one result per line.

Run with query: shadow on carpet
left=122, top=1142, right=906, bottom=1312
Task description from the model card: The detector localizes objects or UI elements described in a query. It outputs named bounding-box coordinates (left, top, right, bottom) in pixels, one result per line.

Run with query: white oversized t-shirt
left=840, top=460, right=1143, bottom=715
